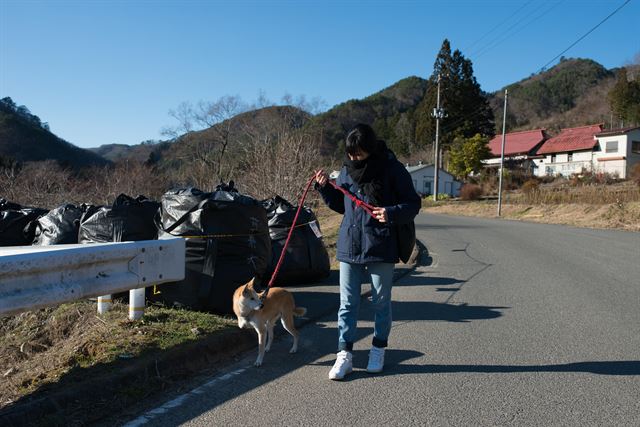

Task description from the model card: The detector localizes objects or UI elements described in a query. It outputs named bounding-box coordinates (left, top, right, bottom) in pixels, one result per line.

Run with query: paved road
left=126, top=214, right=640, bottom=426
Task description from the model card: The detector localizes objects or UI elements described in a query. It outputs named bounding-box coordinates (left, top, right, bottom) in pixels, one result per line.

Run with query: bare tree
left=241, top=129, right=322, bottom=202
left=164, top=95, right=248, bottom=188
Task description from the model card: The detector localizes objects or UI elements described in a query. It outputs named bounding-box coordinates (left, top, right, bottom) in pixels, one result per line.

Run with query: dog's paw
left=289, top=347, right=297, bottom=354
left=254, top=359, right=263, bottom=367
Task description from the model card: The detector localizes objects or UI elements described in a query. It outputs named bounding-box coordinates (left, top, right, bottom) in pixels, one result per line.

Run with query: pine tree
left=608, top=68, right=640, bottom=126
left=415, top=39, right=495, bottom=150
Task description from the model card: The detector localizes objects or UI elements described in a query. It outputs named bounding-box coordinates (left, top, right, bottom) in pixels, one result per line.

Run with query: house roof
left=595, top=126, right=640, bottom=137
left=405, top=163, right=457, bottom=180
left=405, top=163, right=432, bottom=174
left=488, top=129, right=547, bottom=157
left=536, top=124, right=604, bottom=155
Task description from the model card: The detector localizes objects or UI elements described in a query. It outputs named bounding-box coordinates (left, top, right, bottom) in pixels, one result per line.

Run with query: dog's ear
left=247, top=277, right=255, bottom=289
left=242, top=285, right=249, bottom=297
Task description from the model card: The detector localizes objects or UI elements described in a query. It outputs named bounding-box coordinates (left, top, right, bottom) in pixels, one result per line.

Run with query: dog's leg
left=265, top=320, right=276, bottom=352
left=280, top=313, right=299, bottom=353
left=255, top=325, right=267, bottom=367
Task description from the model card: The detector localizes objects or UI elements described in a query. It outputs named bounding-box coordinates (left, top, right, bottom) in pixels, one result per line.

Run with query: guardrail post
left=129, top=288, right=145, bottom=321
left=97, top=295, right=112, bottom=314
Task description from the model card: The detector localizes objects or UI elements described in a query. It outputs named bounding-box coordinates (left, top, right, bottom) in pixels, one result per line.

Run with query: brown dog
left=232, top=278, right=306, bottom=366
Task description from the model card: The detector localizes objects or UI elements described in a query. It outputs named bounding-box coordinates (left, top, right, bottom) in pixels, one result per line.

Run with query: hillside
left=307, top=76, right=429, bottom=155
left=0, top=98, right=109, bottom=168
left=90, top=141, right=171, bottom=163
left=154, top=105, right=311, bottom=168
left=489, top=58, right=617, bottom=133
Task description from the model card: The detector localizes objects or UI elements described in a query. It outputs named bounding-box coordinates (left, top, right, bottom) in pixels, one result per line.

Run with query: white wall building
left=592, top=127, right=640, bottom=178
left=533, top=125, right=640, bottom=179
left=405, top=163, right=462, bottom=197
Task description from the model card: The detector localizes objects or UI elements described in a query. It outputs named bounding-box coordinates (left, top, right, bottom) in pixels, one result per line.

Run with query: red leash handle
left=327, top=180, right=377, bottom=219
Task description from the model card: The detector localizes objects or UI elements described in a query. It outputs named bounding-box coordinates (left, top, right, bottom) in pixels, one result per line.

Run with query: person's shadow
left=313, top=349, right=640, bottom=381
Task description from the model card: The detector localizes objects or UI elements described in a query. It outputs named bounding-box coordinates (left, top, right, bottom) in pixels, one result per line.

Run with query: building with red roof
left=533, top=124, right=640, bottom=178
left=483, top=129, right=549, bottom=173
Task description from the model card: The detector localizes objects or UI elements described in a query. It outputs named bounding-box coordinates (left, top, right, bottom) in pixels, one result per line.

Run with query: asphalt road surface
left=125, top=213, right=640, bottom=426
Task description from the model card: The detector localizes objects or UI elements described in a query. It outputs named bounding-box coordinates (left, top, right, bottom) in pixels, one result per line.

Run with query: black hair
left=345, top=124, right=378, bottom=156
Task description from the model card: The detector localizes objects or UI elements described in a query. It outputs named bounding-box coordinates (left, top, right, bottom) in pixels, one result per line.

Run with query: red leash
left=263, top=173, right=377, bottom=295
left=265, top=175, right=316, bottom=289
left=327, top=180, right=377, bottom=219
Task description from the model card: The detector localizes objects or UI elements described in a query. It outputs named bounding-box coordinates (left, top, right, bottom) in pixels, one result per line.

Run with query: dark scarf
left=344, top=148, right=387, bottom=207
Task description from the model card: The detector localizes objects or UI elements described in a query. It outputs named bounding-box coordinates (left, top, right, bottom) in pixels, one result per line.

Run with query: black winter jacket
left=317, top=152, right=420, bottom=264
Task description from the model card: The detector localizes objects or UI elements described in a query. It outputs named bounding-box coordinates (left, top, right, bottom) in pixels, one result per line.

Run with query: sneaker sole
left=329, top=368, right=353, bottom=380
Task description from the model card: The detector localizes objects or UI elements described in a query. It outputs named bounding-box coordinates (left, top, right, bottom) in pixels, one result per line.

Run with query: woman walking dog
left=314, top=123, right=420, bottom=380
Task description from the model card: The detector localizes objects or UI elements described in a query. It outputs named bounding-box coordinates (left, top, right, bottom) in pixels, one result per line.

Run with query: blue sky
left=1, top=0, right=638, bottom=148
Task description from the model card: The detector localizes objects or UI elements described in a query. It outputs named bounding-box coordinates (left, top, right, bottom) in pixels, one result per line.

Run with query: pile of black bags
left=152, top=184, right=271, bottom=314
left=33, top=204, right=85, bottom=245
left=263, top=196, right=330, bottom=285
left=1, top=185, right=330, bottom=315
left=79, top=194, right=159, bottom=243
left=0, top=198, right=48, bottom=246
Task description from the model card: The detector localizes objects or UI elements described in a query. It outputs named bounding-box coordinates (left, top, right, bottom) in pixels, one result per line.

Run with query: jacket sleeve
left=385, top=162, right=421, bottom=224
left=316, top=171, right=345, bottom=215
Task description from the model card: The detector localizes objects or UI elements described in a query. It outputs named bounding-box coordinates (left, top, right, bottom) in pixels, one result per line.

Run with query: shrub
left=522, top=179, right=540, bottom=194
left=630, top=163, right=640, bottom=186
left=460, top=183, right=482, bottom=200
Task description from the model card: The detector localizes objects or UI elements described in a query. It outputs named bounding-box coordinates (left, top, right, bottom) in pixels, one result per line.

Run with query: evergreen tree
left=608, top=68, right=640, bottom=126
left=415, top=39, right=495, bottom=150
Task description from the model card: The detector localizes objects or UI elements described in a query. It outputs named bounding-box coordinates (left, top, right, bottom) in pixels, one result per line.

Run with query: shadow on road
left=338, top=356, right=640, bottom=381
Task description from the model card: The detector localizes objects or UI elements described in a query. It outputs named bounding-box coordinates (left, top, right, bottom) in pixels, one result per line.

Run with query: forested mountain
left=90, top=141, right=170, bottom=163
left=489, top=58, right=619, bottom=133
left=3, top=55, right=632, bottom=171
left=0, top=97, right=109, bottom=167
left=306, top=76, right=429, bottom=156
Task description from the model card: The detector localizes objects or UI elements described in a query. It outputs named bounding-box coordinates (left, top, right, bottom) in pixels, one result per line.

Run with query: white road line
left=122, top=367, right=247, bottom=427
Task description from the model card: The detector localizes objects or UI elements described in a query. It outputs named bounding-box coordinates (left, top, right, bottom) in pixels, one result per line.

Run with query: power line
left=537, top=0, right=632, bottom=72
left=469, top=1, right=548, bottom=58
left=464, top=0, right=534, bottom=52
left=474, top=0, right=565, bottom=60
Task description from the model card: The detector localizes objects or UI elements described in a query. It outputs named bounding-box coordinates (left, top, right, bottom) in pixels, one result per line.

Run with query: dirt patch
left=423, top=200, right=640, bottom=232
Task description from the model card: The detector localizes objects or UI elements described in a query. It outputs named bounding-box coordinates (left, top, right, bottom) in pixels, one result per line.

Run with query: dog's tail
left=293, top=307, right=307, bottom=317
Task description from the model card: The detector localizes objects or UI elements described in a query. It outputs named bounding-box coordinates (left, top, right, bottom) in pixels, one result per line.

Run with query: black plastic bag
left=0, top=198, right=48, bottom=246
left=33, top=204, right=85, bottom=245
left=262, top=196, right=330, bottom=285
left=153, top=183, right=270, bottom=314
left=79, top=194, right=159, bottom=243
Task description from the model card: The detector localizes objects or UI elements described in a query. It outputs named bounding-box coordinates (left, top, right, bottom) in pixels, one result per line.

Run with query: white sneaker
left=328, top=351, right=353, bottom=380
left=366, top=346, right=385, bottom=373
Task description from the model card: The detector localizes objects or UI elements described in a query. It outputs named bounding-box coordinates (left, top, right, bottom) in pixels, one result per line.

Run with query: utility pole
left=432, top=74, right=446, bottom=202
left=497, top=89, right=508, bottom=217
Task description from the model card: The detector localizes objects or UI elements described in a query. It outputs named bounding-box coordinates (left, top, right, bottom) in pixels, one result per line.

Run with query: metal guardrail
left=0, top=238, right=185, bottom=318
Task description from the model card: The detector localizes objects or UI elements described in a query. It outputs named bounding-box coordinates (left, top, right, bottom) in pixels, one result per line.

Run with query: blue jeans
left=337, top=261, right=394, bottom=352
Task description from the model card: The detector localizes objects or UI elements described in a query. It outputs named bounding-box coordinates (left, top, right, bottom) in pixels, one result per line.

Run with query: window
left=551, top=155, right=556, bottom=163
left=632, top=141, right=640, bottom=154
left=568, top=152, right=573, bottom=162
left=424, top=181, right=432, bottom=195
left=606, top=140, right=618, bottom=153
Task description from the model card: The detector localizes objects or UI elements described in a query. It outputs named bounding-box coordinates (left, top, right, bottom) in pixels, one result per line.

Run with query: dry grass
left=0, top=301, right=235, bottom=407
left=424, top=199, right=640, bottom=232
left=506, top=181, right=640, bottom=205
left=313, top=202, right=342, bottom=270
left=0, top=202, right=343, bottom=408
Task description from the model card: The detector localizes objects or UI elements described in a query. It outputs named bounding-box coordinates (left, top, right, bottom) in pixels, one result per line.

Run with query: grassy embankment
left=422, top=181, right=640, bottom=231
left=0, top=204, right=343, bottom=408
